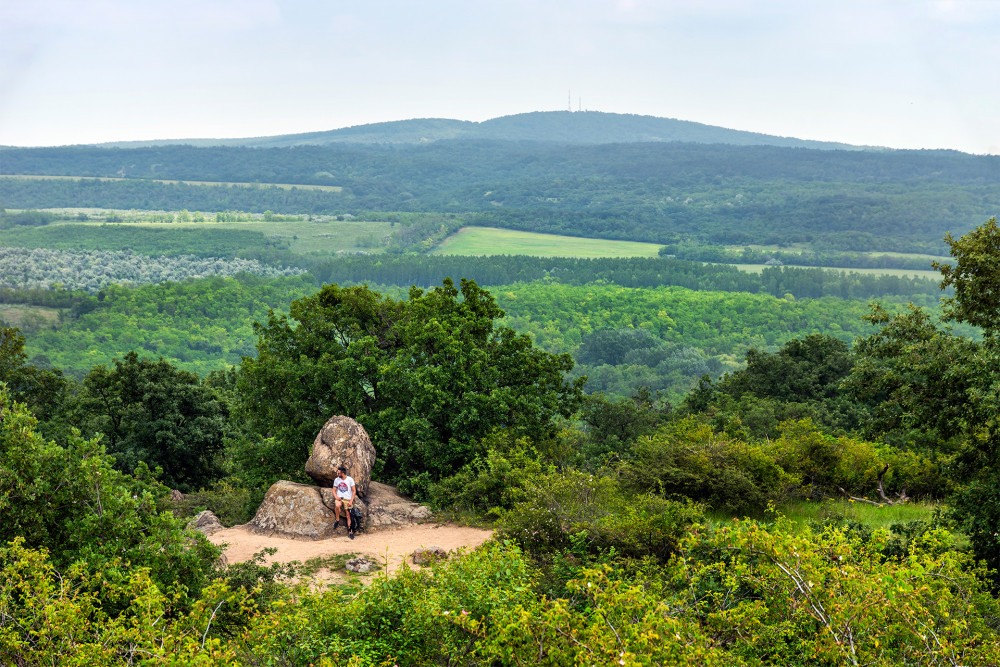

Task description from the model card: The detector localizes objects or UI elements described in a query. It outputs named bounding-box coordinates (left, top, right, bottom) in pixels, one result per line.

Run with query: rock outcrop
left=304, top=415, right=376, bottom=496
left=362, top=481, right=433, bottom=528
left=346, top=557, right=376, bottom=573
left=245, top=417, right=431, bottom=539
left=188, top=509, right=224, bottom=535
left=246, top=481, right=341, bottom=540
left=412, top=546, right=448, bottom=565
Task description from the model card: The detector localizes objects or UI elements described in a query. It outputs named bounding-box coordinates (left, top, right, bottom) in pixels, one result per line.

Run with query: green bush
left=496, top=468, right=704, bottom=563
left=175, top=478, right=257, bottom=526
left=619, top=417, right=796, bottom=514
left=0, top=388, right=220, bottom=605
left=429, top=433, right=549, bottom=519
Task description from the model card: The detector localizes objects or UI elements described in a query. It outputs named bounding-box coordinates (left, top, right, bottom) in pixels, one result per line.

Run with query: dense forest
left=4, top=220, right=1000, bottom=664
left=4, top=137, right=998, bottom=252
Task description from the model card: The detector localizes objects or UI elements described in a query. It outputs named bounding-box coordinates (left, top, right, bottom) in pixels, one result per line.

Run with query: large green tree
left=77, top=351, right=228, bottom=492
left=0, top=326, right=71, bottom=441
left=849, top=218, right=1000, bottom=576
left=237, top=279, right=584, bottom=494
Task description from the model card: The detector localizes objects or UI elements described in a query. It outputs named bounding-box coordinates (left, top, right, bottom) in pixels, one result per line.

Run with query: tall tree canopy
left=237, top=279, right=584, bottom=493
left=850, top=218, right=1000, bottom=576
left=77, top=351, right=228, bottom=492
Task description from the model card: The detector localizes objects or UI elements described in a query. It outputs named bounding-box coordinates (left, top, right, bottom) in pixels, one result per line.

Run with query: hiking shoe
left=348, top=531, right=355, bottom=540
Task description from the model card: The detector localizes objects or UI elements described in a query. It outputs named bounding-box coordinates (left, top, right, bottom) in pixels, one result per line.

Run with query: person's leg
left=334, top=498, right=343, bottom=525
left=345, top=498, right=353, bottom=531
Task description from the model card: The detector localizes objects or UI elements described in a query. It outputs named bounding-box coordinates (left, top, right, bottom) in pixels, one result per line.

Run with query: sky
left=1, top=0, right=998, bottom=154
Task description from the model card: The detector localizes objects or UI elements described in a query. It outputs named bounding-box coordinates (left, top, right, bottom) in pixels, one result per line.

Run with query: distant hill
left=95, top=111, right=865, bottom=151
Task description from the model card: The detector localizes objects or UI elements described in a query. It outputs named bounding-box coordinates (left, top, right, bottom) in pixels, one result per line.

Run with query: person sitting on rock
left=333, top=465, right=357, bottom=538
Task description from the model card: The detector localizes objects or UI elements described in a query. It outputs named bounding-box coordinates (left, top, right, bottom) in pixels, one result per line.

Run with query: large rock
left=362, top=481, right=433, bottom=528
left=305, top=415, right=376, bottom=496
left=246, top=481, right=340, bottom=540
left=412, top=546, right=448, bottom=565
left=188, top=509, right=224, bottom=536
left=246, top=480, right=432, bottom=538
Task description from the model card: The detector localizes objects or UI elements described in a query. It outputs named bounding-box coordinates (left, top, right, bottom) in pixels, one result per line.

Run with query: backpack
left=348, top=506, right=365, bottom=532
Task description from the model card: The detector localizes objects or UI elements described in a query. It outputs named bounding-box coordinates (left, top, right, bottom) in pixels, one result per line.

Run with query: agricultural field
left=730, top=263, right=943, bottom=280
left=90, top=219, right=394, bottom=254
left=0, top=304, right=60, bottom=332
left=433, top=226, right=664, bottom=258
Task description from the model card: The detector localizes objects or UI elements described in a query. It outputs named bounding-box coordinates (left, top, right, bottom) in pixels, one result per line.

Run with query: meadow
left=97, top=219, right=394, bottom=254
left=433, top=226, right=664, bottom=258
left=730, top=263, right=944, bottom=280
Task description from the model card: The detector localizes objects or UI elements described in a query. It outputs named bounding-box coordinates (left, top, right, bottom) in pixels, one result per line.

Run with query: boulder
left=169, top=489, right=185, bottom=503
left=245, top=480, right=432, bottom=539
left=362, top=481, right=433, bottom=528
left=246, top=481, right=340, bottom=540
left=305, top=415, right=376, bottom=496
left=411, top=546, right=448, bottom=565
left=345, top=557, right=376, bottom=573
left=188, top=509, right=224, bottom=535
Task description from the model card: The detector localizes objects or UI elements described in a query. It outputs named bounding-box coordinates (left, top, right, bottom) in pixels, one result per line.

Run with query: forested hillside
left=94, top=111, right=863, bottom=149
left=4, top=137, right=998, bottom=252
left=5, top=106, right=1000, bottom=664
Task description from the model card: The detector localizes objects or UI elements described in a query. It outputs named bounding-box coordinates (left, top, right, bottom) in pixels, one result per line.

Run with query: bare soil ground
left=209, top=522, right=493, bottom=586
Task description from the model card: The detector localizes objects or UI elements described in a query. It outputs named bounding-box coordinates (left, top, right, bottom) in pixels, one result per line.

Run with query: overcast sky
left=2, top=0, right=998, bottom=153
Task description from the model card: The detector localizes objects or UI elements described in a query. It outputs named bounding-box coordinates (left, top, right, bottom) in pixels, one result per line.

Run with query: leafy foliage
left=76, top=351, right=228, bottom=491
left=0, top=246, right=304, bottom=293
left=237, top=279, right=584, bottom=491
left=0, top=388, right=220, bottom=599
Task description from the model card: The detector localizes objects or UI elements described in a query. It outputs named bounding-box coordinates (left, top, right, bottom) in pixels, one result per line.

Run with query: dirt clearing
left=209, top=522, right=494, bottom=585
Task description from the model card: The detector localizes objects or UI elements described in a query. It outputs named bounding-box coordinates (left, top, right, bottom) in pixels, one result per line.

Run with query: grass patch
left=296, top=553, right=381, bottom=578
left=0, top=305, right=60, bottom=332
left=777, top=499, right=940, bottom=532
left=433, top=227, right=663, bottom=258
left=729, top=263, right=942, bottom=280
left=67, top=219, right=393, bottom=255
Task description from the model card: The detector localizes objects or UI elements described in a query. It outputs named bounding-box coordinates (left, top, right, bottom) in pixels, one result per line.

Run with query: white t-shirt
left=334, top=475, right=356, bottom=499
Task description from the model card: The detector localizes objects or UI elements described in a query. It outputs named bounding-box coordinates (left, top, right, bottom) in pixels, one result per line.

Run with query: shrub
left=175, top=478, right=257, bottom=526
left=428, top=433, right=549, bottom=519
left=619, top=417, right=796, bottom=514
left=496, top=468, right=704, bottom=563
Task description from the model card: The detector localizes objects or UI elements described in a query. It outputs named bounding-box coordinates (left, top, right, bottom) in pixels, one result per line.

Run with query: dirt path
left=209, top=522, right=494, bottom=584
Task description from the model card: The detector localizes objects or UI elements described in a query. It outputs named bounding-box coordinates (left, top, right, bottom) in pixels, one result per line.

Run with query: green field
left=68, top=219, right=393, bottom=254
left=0, top=305, right=60, bottom=332
left=433, top=227, right=664, bottom=258
left=731, top=263, right=943, bottom=280
left=1, top=174, right=342, bottom=192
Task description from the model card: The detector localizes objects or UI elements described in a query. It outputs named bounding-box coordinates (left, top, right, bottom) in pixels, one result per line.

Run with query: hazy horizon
left=3, top=1, right=999, bottom=154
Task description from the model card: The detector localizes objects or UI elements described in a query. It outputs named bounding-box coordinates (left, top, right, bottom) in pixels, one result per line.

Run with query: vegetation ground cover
left=433, top=226, right=663, bottom=258
left=731, top=263, right=944, bottom=280
left=5, top=219, right=1000, bottom=664
left=101, top=219, right=394, bottom=254
left=2, top=174, right=343, bottom=191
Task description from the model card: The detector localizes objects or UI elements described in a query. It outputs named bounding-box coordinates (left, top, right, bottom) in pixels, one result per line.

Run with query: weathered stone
left=305, top=415, right=376, bottom=496
left=246, top=481, right=340, bottom=540
left=245, top=479, right=431, bottom=538
left=319, top=488, right=368, bottom=529
left=187, top=510, right=224, bottom=535
left=362, top=481, right=433, bottom=529
left=411, top=546, right=448, bottom=565
left=345, top=557, right=376, bottom=573
left=169, top=489, right=185, bottom=503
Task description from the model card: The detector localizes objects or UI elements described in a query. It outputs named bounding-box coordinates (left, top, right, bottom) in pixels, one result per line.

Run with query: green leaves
left=238, top=279, right=583, bottom=489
